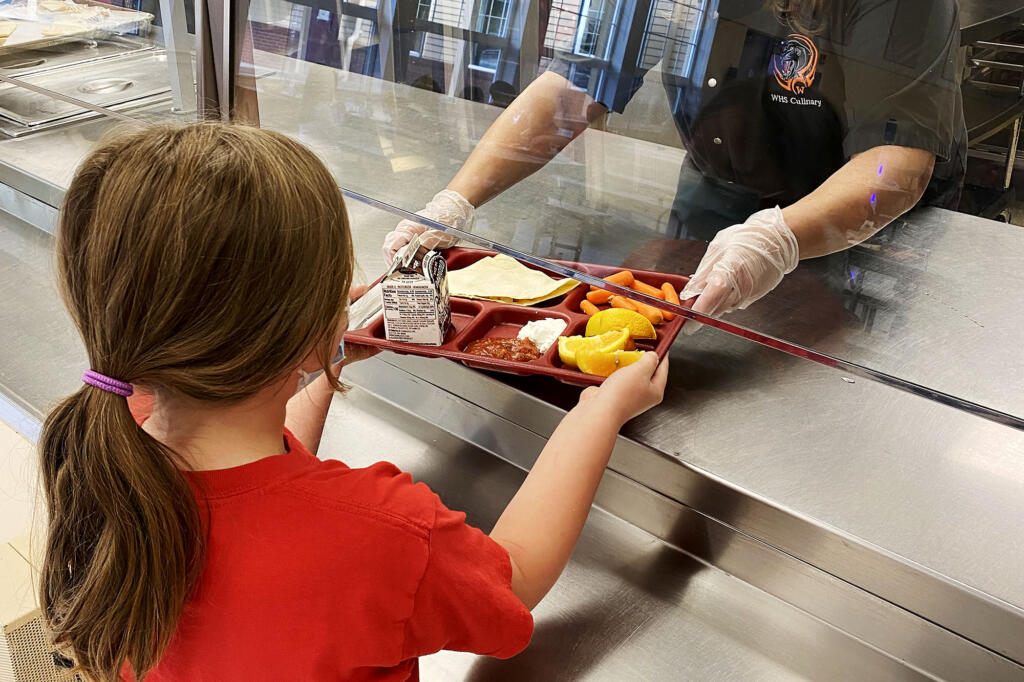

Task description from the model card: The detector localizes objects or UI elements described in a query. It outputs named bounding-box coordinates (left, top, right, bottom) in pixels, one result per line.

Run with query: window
left=568, top=63, right=592, bottom=88
left=413, top=0, right=470, bottom=63
left=573, top=0, right=607, bottom=57
left=474, top=47, right=502, bottom=71
left=637, top=0, right=706, bottom=75
left=543, top=0, right=584, bottom=55
left=475, top=0, right=512, bottom=37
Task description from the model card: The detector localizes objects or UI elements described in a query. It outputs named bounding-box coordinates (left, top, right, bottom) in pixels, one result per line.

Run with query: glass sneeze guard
left=236, top=0, right=1024, bottom=429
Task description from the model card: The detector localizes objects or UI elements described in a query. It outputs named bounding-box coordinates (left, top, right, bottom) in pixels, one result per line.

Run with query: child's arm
left=489, top=353, right=669, bottom=609
left=285, top=372, right=337, bottom=455
left=285, top=342, right=378, bottom=454
left=286, top=287, right=377, bottom=454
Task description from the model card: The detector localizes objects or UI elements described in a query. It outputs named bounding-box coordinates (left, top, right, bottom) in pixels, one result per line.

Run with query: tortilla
left=41, top=22, right=86, bottom=35
left=0, top=21, right=18, bottom=38
left=39, top=0, right=73, bottom=11
left=39, top=0, right=109, bottom=18
left=448, top=254, right=578, bottom=305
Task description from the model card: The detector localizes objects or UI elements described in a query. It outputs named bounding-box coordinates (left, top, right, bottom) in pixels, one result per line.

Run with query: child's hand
left=342, top=285, right=381, bottom=367
left=349, top=284, right=371, bottom=303
left=577, top=352, right=668, bottom=425
left=340, top=343, right=379, bottom=368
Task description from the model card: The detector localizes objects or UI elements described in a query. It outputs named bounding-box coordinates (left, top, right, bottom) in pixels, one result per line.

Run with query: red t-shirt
left=128, top=401, right=532, bottom=680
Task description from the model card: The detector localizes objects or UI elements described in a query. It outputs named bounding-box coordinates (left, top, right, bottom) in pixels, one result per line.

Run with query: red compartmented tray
left=344, top=248, right=690, bottom=386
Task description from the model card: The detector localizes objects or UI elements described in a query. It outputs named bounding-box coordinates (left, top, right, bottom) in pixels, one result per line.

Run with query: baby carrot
left=611, top=293, right=662, bottom=325
left=580, top=299, right=600, bottom=316
left=660, top=282, right=679, bottom=321
left=609, top=295, right=638, bottom=312
left=631, top=279, right=665, bottom=299
left=587, top=289, right=613, bottom=304
left=605, top=270, right=635, bottom=287
left=591, top=270, right=635, bottom=290
left=661, top=282, right=680, bottom=305
left=632, top=299, right=665, bottom=325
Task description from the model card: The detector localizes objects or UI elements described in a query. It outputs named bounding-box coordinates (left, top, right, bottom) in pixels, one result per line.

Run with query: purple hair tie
left=82, top=370, right=134, bottom=397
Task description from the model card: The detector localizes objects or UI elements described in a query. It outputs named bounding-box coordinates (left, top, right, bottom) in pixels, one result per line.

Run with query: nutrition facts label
left=382, top=277, right=443, bottom=345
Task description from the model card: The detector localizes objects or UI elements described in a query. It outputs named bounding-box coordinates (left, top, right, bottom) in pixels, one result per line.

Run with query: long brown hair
left=39, top=123, right=354, bottom=680
left=767, top=0, right=825, bottom=33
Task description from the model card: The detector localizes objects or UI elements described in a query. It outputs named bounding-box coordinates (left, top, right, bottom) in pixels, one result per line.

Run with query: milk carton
left=382, top=237, right=451, bottom=346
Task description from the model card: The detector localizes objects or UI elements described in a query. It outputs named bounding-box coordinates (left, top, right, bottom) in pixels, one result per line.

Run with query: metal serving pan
left=0, top=36, right=153, bottom=79
left=0, top=49, right=170, bottom=127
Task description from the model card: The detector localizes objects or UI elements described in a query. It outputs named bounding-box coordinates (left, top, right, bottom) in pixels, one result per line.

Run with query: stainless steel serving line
left=7, top=206, right=1007, bottom=681
left=326, top=385, right=981, bottom=681
left=3, top=192, right=1024, bottom=678
left=2, top=51, right=1024, bottom=680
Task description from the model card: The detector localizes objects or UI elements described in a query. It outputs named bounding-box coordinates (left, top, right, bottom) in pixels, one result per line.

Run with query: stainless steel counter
left=325, top=385, right=954, bottom=681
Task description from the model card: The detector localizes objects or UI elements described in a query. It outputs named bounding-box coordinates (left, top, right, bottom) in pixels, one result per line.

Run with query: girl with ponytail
left=39, top=122, right=667, bottom=680
left=41, top=122, right=355, bottom=679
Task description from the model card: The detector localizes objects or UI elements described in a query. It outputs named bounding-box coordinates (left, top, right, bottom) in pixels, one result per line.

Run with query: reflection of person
left=411, top=73, right=443, bottom=92
left=384, top=0, right=966, bottom=330
left=37, top=123, right=668, bottom=679
left=490, top=80, right=518, bottom=107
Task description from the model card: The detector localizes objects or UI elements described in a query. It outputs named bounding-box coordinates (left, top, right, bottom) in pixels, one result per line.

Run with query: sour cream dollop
left=517, top=318, right=568, bottom=353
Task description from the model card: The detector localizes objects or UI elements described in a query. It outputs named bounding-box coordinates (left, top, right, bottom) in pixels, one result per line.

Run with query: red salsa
left=465, top=337, right=541, bottom=362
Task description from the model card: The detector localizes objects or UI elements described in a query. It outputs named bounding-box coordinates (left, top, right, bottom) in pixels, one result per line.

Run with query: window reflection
left=638, top=0, right=704, bottom=75
left=247, top=0, right=716, bottom=106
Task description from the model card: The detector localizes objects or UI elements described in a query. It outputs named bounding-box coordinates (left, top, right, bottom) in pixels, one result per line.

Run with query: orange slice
left=557, top=329, right=629, bottom=368
left=576, top=350, right=647, bottom=377
left=585, top=309, right=656, bottom=340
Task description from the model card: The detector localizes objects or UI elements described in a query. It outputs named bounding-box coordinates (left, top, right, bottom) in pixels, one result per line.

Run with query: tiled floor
left=0, top=419, right=38, bottom=544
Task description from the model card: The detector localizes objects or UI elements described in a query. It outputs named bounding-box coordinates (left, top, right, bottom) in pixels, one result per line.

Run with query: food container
left=346, top=248, right=690, bottom=386
left=381, top=241, right=451, bottom=346
left=0, top=0, right=153, bottom=55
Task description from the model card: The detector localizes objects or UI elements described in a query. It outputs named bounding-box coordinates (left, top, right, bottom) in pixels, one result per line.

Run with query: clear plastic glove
left=382, top=189, right=475, bottom=264
left=680, top=206, right=799, bottom=335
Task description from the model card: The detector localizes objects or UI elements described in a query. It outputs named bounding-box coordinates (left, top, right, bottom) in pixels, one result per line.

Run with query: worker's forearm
left=448, top=71, right=605, bottom=207
left=490, top=402, right=622, bottom=610
left=783, top=146, right=935, bottom=259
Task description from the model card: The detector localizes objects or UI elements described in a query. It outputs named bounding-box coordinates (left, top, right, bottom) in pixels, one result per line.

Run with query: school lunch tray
left=344, top=248, right=691, bottom=386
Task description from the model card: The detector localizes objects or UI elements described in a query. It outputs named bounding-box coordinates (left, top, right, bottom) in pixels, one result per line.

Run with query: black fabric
left=549, top=0, right=966, bottom=209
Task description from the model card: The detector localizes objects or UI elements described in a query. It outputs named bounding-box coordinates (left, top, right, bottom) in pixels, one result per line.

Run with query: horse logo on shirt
left=772, top=34, right=818, bottom=95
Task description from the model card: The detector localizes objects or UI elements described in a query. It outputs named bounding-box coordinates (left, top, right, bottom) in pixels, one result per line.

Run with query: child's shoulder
left=286, top=458, right=443, bottom=538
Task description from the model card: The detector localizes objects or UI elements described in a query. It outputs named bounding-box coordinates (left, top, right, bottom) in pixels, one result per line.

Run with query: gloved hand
left=382, top=189, right=475, bottom=264
left=679, top=206, right=799, bottom=335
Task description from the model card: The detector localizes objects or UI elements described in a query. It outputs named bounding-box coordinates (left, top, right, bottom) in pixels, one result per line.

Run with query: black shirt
left=550, top=0, right=966, bottom=209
